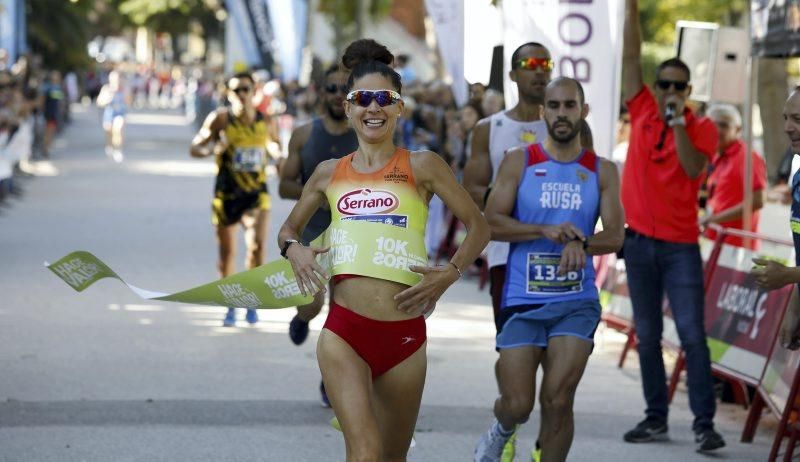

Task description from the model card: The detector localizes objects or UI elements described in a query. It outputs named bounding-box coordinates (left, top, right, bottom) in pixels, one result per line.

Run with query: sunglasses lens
left=657, top=80, right=688, bottom=91
left=374, top=91, right=392, bottom=107
left=327, top=84, right=345, bottom=94
left=348, top=90, right=399, bottom=107
left=518, top=58, right=552, bottom=71
left=354, top=91, right=372, bottom=107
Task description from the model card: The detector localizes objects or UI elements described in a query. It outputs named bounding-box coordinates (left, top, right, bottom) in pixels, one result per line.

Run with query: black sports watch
left=281, top=239, right=300, bottom=259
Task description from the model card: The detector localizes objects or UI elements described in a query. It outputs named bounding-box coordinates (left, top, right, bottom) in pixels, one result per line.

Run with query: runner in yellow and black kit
left=191, top=71, right=276, bottom=326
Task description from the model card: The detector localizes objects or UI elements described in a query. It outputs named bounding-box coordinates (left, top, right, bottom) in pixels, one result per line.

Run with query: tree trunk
left=757, top=58, right=789, bottom=183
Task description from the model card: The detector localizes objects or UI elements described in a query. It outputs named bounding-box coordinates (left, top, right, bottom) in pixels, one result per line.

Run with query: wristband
left=448, top=261, right=462, bottom=278
left=573, top=237, right=589, bottom=251
left=280, top=239, right=300, bottom=259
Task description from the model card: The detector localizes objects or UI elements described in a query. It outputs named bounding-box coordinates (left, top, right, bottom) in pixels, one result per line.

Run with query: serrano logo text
left=337, top=189, right=399, bottom=215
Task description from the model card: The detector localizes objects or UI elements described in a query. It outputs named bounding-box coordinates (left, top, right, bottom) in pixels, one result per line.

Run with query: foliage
left=118, top=0, right=219, bottom=37
left=641, top=43, right=674, bottom=83
left=317, top=0, right=394, bottom=23
left=639, top=0, right=747, bottom=45
left=317, top=0, right=394, bottom=54
left=26, top=0, right=94, bottom=71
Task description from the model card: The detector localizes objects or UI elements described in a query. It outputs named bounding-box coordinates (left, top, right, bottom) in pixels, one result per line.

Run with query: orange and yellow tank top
left=322, top=148, right=429, bottom=286
left=328, top=148, right=428, bottom=231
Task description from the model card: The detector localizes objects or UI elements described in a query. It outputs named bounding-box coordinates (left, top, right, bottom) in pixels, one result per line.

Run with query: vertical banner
left=225, top=0, right=263, bottom=72
left=0, top=0, right=17, bottom=64
left=501, top=0, right=624, bottom=158
left=424, top=0, right=468, bottom=107
left=267, top=0, right=309, bottom=81
left=242, top=0, right=275, bottom=72
left=15, top=0, right=26, bottom=58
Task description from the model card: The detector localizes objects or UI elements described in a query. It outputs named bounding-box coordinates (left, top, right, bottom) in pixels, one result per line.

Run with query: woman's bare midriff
left=332, top=276, right=418, bottom=321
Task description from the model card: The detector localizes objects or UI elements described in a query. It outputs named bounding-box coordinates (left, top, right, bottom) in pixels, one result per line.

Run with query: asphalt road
left=0, top=105, right=782, bottom=461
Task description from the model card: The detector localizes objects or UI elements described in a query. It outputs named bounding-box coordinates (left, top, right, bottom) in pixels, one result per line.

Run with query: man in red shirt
left=619, top=0, right=725, bottom=452
left=701, top=104, right=767, bottom=250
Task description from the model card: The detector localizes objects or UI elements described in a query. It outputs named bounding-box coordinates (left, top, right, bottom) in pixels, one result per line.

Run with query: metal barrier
left=598, top=226, right=797, bottom=461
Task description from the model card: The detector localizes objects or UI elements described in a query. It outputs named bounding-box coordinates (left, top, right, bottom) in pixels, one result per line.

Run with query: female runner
left=277, top=39, right=489, bottom=461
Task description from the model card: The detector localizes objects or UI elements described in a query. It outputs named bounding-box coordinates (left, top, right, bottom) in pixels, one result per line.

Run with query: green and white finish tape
left=46, top=221, right=428, bottom=309
left=45, top=250, right=313, bottom=309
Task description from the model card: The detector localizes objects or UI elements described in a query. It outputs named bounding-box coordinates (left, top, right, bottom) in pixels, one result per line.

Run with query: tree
left=27, top=0, right=94, bottom=71
left=317, top=0, right=394, bottom=57
left=118, top=0, right=222, bottom=61
left=639, top=0, right=747, bottom=44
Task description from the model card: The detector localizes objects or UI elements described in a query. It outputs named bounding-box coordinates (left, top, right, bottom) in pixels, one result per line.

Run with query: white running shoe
left=474, top=420, right=513, bottom=462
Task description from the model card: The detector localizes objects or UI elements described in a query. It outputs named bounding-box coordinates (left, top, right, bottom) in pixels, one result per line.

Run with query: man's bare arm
left=673, top=125, right=710, bottom=178
left=586, top=159, right=625, bottom=254
left=702, top=189, right=764, bottom=225
left=279, top=122, right=312, bottom=199
left=486, top=148, right=547, bottom=241
left=190, top=110, right=225, bottom=158
left=462, top=118, right=492, bottom=209
left=622, top=0, right=645, bottom=102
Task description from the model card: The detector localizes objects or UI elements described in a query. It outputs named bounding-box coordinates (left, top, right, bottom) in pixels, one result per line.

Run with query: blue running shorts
left=496, top=298, right=601, bottom=349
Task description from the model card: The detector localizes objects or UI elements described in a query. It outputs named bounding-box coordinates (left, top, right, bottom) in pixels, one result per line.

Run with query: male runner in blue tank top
left=474, top=77, right=624, bottom=462
left=278, top=64, right=358, bottom=406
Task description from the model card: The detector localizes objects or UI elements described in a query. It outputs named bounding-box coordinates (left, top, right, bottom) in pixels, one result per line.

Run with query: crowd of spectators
left=6, top=51, right=791, bottom=257
left=0, top=54, right=78, bottom=208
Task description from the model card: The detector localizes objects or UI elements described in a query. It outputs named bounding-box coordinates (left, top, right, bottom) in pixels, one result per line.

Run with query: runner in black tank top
left=190, top=72, right=277, bottom=327
left=278, top=65, right=357, bottom=406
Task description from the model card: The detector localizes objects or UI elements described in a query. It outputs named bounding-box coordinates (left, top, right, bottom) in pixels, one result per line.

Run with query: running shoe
left=695, top=427, right=725, bottom=452
left=623, top=417, right=669, bottom=443
left=222, top=307, right=236, bottom=327
left=111, top=149, right=124, bottom=163
left=245, top=308, right=258, bottom=324
left=320, top=380, right=331, bottom=408
left=530, top=440, right=541, bottom=462
left=501, top=430, right=516, bottom=462
left=289, top=315, right=310, bottom=345
left=330, top=415, right=341, bottom=431
left=474, top=420, right=514, bottom=462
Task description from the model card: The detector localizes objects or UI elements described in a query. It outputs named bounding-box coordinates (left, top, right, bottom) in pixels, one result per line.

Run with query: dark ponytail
left=341, top=39, right=402, bottom=93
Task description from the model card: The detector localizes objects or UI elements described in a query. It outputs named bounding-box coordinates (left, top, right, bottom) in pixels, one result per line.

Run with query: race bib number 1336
left=526, top=252, right=583, bottom=294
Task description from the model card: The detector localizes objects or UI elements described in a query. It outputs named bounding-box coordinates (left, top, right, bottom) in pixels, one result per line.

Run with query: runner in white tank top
left=464, top=42, right=554, bottom=341
left=487, top=112, right=548, bottom=268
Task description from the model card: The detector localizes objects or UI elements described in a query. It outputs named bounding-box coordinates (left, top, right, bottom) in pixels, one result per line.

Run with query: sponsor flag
left=501, top=0, right=624, bottom=159
left=241, top=0, right=276, bottom=71
left=267, top=0, right=309, bottom=81
left=225, top=0, right=264, bottom=72
left=425, top=0, right=468, bottom=106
